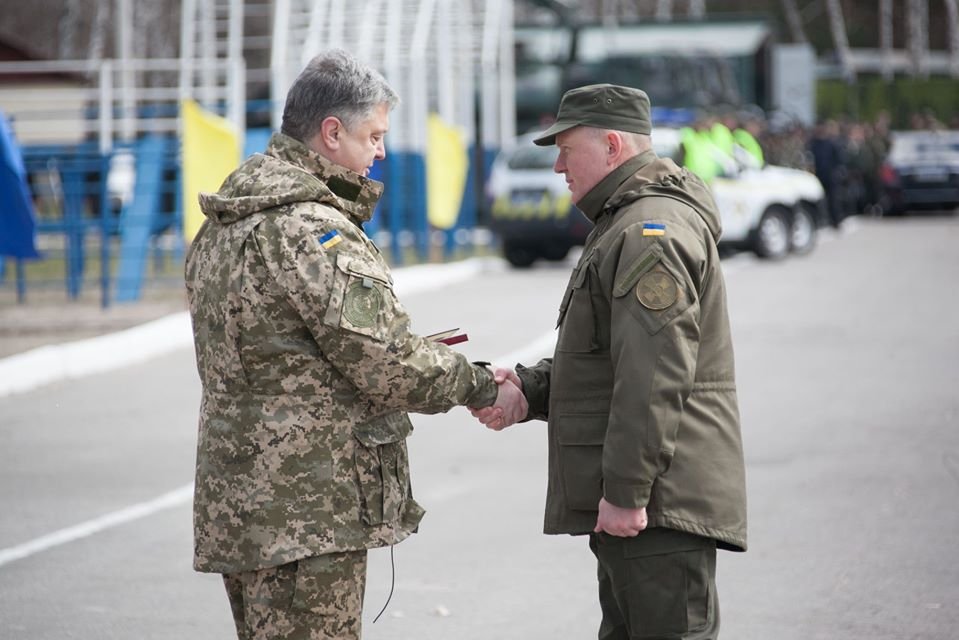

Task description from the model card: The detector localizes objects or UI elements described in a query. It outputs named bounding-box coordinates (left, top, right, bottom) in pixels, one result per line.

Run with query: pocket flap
left=557, top=413, right=607, bottom=446
left=335, top=251, right=392, bottom=286
left=613, top=243, right=663, bottom=298
left=623, top=528, right=712, bottom=558
left=353, top=412, right=413, bottom=447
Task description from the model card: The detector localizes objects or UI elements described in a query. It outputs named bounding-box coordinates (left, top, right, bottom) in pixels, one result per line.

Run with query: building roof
left=576, top=21, right=771, bottom=60
left=517, top=20, right=772, bottom=63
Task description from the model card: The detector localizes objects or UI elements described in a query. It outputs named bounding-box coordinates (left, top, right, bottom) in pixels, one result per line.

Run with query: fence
left=271, top=0, right=515, bottom=261
left=0, top=54, right=239, bottom=306
left=1, top=0, right=517, bottom=306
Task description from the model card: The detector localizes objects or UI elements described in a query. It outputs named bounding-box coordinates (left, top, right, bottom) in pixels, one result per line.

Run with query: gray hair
left=280, top=49, right=398, bottom=142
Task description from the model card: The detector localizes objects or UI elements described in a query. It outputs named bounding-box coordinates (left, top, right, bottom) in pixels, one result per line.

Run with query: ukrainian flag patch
left=319, top=230, right=342, bottom=249
left=642, top=223, right=666, bottom=237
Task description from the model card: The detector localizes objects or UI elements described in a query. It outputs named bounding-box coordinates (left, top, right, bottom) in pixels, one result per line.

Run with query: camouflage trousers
left=223, top=550, right=367, bottom=640
left=589, top=529, right=719, bottom=640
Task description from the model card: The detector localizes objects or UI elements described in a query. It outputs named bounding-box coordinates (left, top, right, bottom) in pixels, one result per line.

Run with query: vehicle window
left=916, top=142, right=959, bottom=154
left=507, top=145, right=559, bottom=170
left=891, top=133, right=959, bottom=160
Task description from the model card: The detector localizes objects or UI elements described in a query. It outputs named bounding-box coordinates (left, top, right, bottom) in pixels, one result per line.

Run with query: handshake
left=470, top=366, right=527, bottom=431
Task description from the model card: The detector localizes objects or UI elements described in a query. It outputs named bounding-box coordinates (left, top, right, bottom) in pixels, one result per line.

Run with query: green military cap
left=533, top=83, right=652, bottom=146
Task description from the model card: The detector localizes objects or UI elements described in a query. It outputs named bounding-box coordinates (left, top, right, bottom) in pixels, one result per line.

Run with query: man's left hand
left=593, top=498, right=648, bottom=537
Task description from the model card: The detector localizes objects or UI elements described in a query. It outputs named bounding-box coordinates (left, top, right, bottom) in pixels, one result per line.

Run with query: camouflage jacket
left=517, top=151, right=747, bottom=552
left=185, top=133, right=497, bottom=573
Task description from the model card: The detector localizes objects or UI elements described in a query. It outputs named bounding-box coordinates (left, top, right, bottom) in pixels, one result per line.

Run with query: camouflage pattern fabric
left=224, top=550, right=367, bottom=640
left=185, top=132, right=498, bottom=574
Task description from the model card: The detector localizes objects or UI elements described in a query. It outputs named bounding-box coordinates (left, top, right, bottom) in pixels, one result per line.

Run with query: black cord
left=372, top=544, right=395, bottom=623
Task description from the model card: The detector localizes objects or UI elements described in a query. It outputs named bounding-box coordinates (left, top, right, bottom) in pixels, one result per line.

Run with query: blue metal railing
left=8, top=137, right=180, bottom=307
left=2, top=102, right=498, bottom=305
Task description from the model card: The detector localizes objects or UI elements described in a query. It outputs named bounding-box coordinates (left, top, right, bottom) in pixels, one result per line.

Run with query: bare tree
left=946, top=0, right=959, bottom=78
left=780, top=0, right=807, bottom=43
left=879, top=0, right=893, bottom=80
left=656, top=0, right=673, bottom=21
left=907, top=0, right=930, bottom=77
left=58, top=0, right=83, bottom=59
left=826, top=0, right=855, bottom=82
left=688, top=0, right=706, bottom=20
left=88, top=2, right=111, bottom=61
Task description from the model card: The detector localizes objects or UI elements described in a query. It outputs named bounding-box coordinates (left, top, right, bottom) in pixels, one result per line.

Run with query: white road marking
left=0, top=484, right=194, bottom=569
left=0, top=333, right=554, bottom=569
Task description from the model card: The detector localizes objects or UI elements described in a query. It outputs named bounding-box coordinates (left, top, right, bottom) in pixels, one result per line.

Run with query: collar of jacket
left=576, top=150, right=654, bottom=222
left=266, top=132, right=384, bottom=223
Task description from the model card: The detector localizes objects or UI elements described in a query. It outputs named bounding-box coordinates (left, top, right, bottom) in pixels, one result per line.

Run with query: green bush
left=816, top=76, right=959, bottom=127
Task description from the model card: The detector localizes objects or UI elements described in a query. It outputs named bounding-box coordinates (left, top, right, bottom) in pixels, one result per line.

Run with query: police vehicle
left=486, top=129, right=824, bottom=267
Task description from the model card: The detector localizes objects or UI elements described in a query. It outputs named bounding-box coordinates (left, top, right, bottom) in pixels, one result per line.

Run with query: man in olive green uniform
left=475, top=84, right=747, bottom=639
left=185, top=49, right=526, bottom=640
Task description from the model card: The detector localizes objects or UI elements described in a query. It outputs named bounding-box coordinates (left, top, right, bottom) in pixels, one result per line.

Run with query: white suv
left=486, top=128, right=825, bottom=267
left=652, top=127, right=824, bottom=259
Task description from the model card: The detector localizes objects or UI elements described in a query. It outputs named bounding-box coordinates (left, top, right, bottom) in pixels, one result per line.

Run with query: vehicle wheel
left=789, top=204, right=818, bottom=255
left=503, top=240, right=537, bottom=268
left=752, top=207, right=791, bottom=260
left=541, top=242, right=570, bottom=262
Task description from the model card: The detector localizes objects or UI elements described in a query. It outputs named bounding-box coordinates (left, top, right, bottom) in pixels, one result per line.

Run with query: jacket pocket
left=325, top=252, right=394, bottom=341
left=620, top=530, right=714, bottom=637
left=557, top=412, right=607, bottom=511
left=353, top=412, right=413, bottom=526
left=556, top=257, right=599, bottom=353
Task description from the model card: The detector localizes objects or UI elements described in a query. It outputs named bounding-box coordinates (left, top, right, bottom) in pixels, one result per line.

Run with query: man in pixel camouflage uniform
left=185, top=49, right=526, bottom=639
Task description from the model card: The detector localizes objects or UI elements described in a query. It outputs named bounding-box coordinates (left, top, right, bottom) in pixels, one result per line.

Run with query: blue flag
left=0, top=110, right=40, bottom=259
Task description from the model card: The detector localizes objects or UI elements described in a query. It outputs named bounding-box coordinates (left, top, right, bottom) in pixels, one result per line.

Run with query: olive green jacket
left=517, top=150, right=747, bottom=551
left=185, top=133, right=497, bottom=573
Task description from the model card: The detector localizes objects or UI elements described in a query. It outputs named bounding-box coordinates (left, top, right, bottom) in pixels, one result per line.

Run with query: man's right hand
left=472, top=366, right=525, bottom=430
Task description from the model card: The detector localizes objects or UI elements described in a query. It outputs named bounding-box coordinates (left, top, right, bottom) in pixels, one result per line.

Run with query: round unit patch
left=636, top=270, right=678, bottom=310
left=343, top=281, right=382, bottom=327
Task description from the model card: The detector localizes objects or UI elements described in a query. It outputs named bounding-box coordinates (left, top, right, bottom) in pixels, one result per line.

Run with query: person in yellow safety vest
left=710, top=118, right=736, bottom=156
left=680, top=125, right=720, bottom=183
left=733, top=117, right=765, bottom=168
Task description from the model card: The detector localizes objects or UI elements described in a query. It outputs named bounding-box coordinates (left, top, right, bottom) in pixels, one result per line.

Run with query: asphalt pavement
left=1, top=213, right=957, bottom=639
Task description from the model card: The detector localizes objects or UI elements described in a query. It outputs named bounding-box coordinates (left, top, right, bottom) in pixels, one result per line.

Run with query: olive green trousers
left=589, top=528, right=719, bottom=640
left=223, top=550, right=367, bottom=640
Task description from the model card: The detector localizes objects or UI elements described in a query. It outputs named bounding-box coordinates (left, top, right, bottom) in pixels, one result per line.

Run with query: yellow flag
left=181, top=99, right=241, bottom=242
left=426, top=114, right=468, bottom=230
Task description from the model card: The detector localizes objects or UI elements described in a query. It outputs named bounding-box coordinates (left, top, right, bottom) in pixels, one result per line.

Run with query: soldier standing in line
left=809, top=120, right=845, bottom=228
left=474, top=84, right=747, bottom=639
left=184, top=49, right=526, bottom=640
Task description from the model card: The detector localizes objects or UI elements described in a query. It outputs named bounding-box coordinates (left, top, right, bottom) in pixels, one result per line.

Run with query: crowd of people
left=761, top=114, right=893, bottom=226
left=762, top=109, right=953, bottom=226
left=678, top=107, right=952, bottom=228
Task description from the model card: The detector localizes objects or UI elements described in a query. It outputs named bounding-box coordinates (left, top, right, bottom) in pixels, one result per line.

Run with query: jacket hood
left=607, top=151, right=723, bottom=242
left=198, top=133, right=384, bottom=225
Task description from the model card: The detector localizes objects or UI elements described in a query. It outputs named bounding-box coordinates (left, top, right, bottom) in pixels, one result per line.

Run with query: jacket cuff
left=465, top=364, right=497, bottom=409
left=603, top=480, right=652, bottom=510
left=515, top=364, right=548, bottom=421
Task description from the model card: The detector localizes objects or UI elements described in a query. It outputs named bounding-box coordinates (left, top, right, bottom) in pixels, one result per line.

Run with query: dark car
left=879, top=130, right=959, bottom=215
left=486, top=134, right=592, bottom=267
